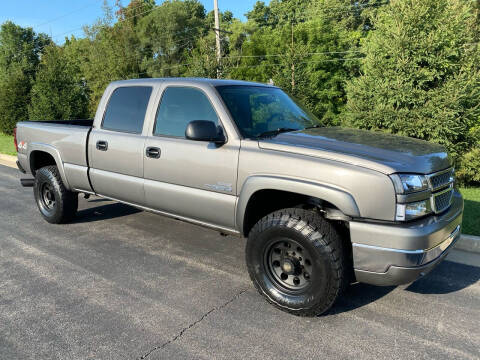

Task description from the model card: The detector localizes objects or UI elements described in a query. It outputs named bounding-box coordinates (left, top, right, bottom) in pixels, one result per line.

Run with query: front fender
left=28, top=143, right=71, bottom=190
left=236, top=175, right=360, bottom=235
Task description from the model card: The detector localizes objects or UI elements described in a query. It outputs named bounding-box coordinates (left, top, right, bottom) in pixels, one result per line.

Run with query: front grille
left=428, top=168, right=454, bottom=191
left=433, top=188, right=453, bottom=213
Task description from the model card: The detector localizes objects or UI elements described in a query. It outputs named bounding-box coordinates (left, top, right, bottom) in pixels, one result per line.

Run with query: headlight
left=390, top=174, right=428, bottom=194
left=396, top=200, right=432, bottom=221
left=391, top=173, right=432, bottom=221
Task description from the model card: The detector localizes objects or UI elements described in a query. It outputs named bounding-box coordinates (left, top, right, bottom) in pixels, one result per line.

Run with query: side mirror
left=185, top=120, right=226, bottom=145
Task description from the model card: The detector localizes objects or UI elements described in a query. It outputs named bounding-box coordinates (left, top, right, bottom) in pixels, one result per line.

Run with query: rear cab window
left=102, top=86, right=153, bottom=133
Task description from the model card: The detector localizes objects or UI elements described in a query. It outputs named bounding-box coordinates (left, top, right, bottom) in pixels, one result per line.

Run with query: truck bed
left=16, top=120, right=94, bottom=191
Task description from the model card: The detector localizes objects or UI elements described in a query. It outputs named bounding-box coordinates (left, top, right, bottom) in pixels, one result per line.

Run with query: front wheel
left=34, top=165, right=78, bottom=224
left=246, top=208, right=346, bottom=316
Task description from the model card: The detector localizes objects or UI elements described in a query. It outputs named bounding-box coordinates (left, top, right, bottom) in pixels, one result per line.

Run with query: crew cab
left=15, top=78, right=463, bottom=316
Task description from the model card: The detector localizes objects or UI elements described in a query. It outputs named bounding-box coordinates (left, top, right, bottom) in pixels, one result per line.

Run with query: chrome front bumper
left=351, top=191, right=463, bottom=286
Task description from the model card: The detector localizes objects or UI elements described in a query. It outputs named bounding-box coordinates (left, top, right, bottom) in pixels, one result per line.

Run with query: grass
left=460, top=187, right=480, bottom=236
left=0, top=130, right=478, bottom=235
left=0, top=133, right=16, bottom=156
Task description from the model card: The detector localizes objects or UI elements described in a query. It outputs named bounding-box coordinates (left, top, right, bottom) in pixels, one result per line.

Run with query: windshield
left=215, top=85, right=320, bottom=139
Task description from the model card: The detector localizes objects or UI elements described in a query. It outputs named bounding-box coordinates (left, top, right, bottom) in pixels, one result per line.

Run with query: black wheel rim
left=40, top=182, right=56, bottom=212
left=264, top=238, right=313, bottom=292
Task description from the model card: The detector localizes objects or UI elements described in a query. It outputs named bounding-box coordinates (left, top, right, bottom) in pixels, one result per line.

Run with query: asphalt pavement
left=0, top=164, right=479, bottom=359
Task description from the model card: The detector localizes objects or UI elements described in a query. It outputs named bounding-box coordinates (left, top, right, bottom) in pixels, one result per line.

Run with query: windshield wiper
left=256, top=127, right=298, bottom=139
left=304, top=124, right=320, bottom=129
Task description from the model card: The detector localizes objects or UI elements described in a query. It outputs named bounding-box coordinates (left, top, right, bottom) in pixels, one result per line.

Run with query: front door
left=143, top=84, right=239, bottom=230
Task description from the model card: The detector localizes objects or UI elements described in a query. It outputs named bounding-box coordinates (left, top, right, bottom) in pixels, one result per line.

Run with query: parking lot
left=0, top=164, right=479, bottom=359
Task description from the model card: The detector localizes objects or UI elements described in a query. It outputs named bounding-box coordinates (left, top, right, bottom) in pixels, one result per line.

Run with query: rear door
left=143, top=83, right=240, bottom=230
left=88, top=85, right=154, bottom=204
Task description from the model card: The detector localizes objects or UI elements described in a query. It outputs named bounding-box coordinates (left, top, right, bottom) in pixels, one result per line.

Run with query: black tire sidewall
left=33, top=166, right=75, bottom=224
left=246, top=210, right=341, bottom=315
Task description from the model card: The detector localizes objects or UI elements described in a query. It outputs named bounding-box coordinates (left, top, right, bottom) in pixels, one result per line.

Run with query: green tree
left=137, top=0, right=206, bottom=77
left=0, top=21, right=50, bottom=133
left=29, top=45, right=89, bottom=121
left=344, top=0, right=480, bottom=161
left=76, top=1, right=148, bottom=114
left=227, top=9, right=361, bottom=124
left=0, top=63, right=31, bottom=134
left=184, top=35, right=218, bottom=78
left=246, top=1, right=274, bottom=28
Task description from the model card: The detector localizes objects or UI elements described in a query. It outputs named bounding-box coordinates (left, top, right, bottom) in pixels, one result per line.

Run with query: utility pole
left=291, top=20, right=295, bottom=91
left=214, top=0, right=221, bottom=78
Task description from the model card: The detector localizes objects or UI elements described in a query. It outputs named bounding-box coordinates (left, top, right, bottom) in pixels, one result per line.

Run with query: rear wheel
left=246, top=208, right=346, bottom=316
left=34, top=165, right=78, bottom=224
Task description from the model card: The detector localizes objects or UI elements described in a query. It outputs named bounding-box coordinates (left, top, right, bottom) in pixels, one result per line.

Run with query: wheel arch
left=236, top=175, right=360, bottom=237
left=28, top=143, right=71, bottom=190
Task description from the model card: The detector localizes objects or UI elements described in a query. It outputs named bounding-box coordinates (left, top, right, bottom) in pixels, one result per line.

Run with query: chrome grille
left=428, top=168, right=454, bottom=191
left=427, top=168, right=455, bottom=214
left=432, top=187, right=453, bottom=213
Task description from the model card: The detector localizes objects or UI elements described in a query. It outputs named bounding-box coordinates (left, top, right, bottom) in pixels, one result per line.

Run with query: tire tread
left=247, top=208, right=346, bottom=316
left=34, top=165, right=78, bottom=224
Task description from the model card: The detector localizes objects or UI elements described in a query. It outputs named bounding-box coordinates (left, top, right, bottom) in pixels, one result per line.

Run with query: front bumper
left=351, top=191, right=463, bottom=286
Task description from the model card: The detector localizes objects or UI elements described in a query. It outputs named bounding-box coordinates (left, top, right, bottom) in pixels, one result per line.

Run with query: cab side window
left=102, top=86, right=152, bottom=133
left=154, top=87, right=218, bottom=138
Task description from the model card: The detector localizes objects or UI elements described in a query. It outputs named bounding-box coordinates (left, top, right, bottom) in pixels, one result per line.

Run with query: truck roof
left=109, top=77, right=274, bottom=88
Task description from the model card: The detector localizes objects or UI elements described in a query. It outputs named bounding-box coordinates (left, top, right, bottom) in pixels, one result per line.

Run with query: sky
left=0, top=0, right=264, bottom=44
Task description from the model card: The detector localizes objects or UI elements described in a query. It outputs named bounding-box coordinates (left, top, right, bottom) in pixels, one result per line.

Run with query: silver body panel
left=15, top=77, right=463, bottom=287
left=351, top=192, right=463, bottom=285
left=260, top=127, right=451, bottom=174
left=16, top=122, right=91, bottom=191
left=142, top=80, right=240, bottom=228
left=88, top=130, right=146, bottom=204
left=238, top=140, right=397, bottom=222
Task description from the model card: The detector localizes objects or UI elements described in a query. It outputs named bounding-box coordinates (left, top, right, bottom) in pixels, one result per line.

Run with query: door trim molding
left=94, top=194, right=241, bottom=236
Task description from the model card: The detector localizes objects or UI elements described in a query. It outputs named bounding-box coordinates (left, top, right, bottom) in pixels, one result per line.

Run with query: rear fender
left=28, top=143, right=71, bottom=190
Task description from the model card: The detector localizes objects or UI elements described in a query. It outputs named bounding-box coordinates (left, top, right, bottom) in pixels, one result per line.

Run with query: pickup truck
left=15, top=78, right=463, bottom=316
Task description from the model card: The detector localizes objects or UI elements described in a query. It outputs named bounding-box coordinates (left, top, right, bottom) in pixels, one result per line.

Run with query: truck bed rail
left=25, top=119, right=94, bottom=127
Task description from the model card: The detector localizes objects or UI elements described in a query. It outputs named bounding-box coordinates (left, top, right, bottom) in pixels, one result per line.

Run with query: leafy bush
left=344, top=0, right=480, bottom=162
left=456, top=148, right=480, bottom=186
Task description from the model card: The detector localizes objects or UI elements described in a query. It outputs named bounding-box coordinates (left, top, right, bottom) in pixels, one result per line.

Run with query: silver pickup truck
left=15, top=78, right=463, bottom=316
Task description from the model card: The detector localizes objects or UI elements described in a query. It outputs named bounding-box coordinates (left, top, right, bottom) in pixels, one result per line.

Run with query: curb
left=0, top=151, right=479, bottom=254
left=455, top=234, right=480, bottom=254
left=0, top=153, right=17, bottom=168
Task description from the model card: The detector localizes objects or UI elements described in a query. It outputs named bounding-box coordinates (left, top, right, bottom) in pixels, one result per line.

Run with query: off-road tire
left=34, top=165, right=78, bottom=224
left=246, top=208, right=346, bottom=316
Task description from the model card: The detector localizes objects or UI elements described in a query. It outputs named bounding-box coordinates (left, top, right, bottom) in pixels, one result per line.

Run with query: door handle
left=146, top=147, right=161, bottom=159
left=96, top=140, right=108, bottom=151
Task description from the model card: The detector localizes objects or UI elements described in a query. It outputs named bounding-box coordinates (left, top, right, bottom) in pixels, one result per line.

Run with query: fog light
left=396, top=200, right=432, bottom=221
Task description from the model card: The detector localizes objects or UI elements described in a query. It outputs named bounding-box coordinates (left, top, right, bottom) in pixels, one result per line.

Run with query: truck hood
left=258, top=127, right=451, bottom=174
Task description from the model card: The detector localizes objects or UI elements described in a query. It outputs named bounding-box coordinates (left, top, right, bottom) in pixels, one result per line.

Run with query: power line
left=228, top=57, right=364, bottom=69
left=222, top=50, right=362, bottom=59
left=47, top=0, right=387, bottom=42
left=38, top=5, right=198, bottom=54
left=49, top=0, right=154, bottom=41
left=30, top=0, right=372, bottom=82
left=34, top=0, right=102, bottom=28
left=259, top=1, right=390, bottom=26
left=40, top=0, right=379, bottom=47
left=298, top=1, right=389, bottom=16
left=124, top=55, right=364, bottom=79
